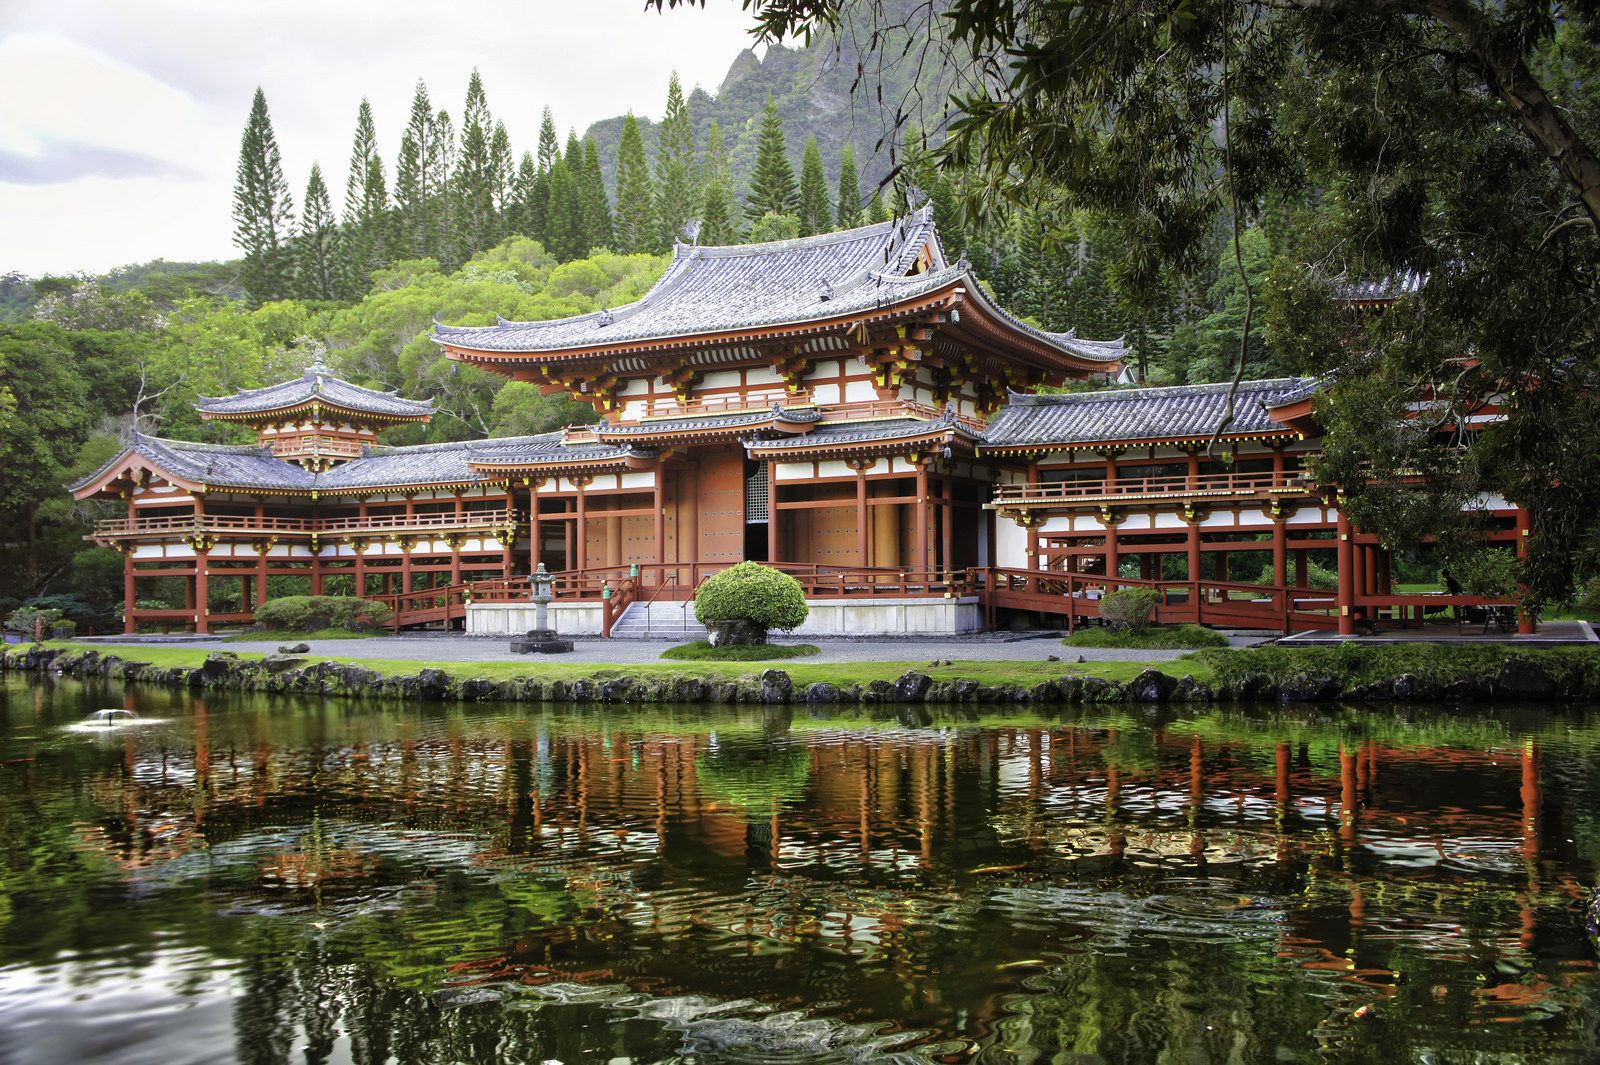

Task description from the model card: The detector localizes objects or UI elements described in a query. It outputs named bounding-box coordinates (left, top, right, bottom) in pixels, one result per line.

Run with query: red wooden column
left=1101, top=450, right=1120, bottom=579
left=193, top=548, right=210, bottom=635
left=1516, top=506, right=1536, bottom=634
left=915, top=462, right=930, bottom=575
left=1272, top=510, right=1289, bottom=632
left=528, top=481, right=541, bottom=572
left=653, top=468, right=665, bottom=573
left=940, top=475, right=955, bottom=574
left=574, top=478, right=589, bottom=571
left=401, top=495, right=415, bottom=594
left=123, top=550, right=137, bottom=634
left=255, top=545, right=269, bottom=614
left=853, top=462, right=870, bottom=568
left=766, top=460, right=780, bottom=564
left=1336, top=503, right=1355, bottom=635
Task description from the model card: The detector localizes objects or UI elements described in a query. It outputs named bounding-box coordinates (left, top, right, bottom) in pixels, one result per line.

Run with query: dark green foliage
left=453, top=70, right=500, bottom=260
left=1197, top=644, right=1600, bottom=695
left=747, top=212, right=800, bottom=243
left=1098, top=587, right=1160, bottom=633
left=835, top=144, right=862, bottom=229
left=693, top=562, right=809, bottom=630
left=613, top=114, right=655, bottom=253
left=394, top=81, right=446, bottom=261
left=698, top=120, right=739, bottom=245
left=294, top=164, right=345, bottom=301
left=661, top=640, right=820, bottom=661
left=252, top=595, right=394, bottom=632
left=543, top=156, right=586, bottom=262
left=579, top=141, right=613, bottom=249
left=797, top=135, right=830, bottom=236
left=1064, top=623, right=1229, bottom=650
left=654, top=72, right=698, bottom=248
left=745, top=96, right=797, bottom=221
left=232, top=87, right=295, bottom=303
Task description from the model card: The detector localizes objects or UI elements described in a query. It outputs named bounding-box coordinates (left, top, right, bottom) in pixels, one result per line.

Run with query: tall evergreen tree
left=836, top=144, right=863, bottom=229
left=346, top=154, right=390, bottom=296
left=490, top=121, right=514, bottom=218
left=796, top=136, right=830, bottom=236
left=613, top=113, right=656, bottom=254
left=232, top=87, right=295, bottom=302
left=536, top=108, right=560, bottom=174
left=580, top=140, right=614, bottom=249
left=344, top=99, right=378, bottom=218
left=867, top=190, right=890, bottom=224
left=294, top=164, right=344, bottom=301
left=510, top=151, right=539, bottom=239
left=544, top=156, right=587, bottom=262
left=698, top=120, right=738, bottom=245
left=745, top=95, right=797, bottom=222
left=430, top=109, right=456, bottom=266
left=394, top=82, right=442, bottom=260
left=654, top=72, right=698, bottom=249
left=454, top=70, right=498, bottom=259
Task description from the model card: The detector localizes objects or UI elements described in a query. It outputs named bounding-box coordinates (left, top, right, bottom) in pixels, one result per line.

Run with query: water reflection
left=1, top=677, right=1598, bottom=1063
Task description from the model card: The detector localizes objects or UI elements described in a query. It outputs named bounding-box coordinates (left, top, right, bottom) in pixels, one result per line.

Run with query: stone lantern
left=510, top=563, right=574, bottom=653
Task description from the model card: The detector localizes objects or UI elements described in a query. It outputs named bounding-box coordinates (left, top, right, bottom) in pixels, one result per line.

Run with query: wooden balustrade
left=990, top=471, right=1313, bottom=506
left=627, top=389, right=813, bottom=421
left=94, top=508, right=515, bottom=539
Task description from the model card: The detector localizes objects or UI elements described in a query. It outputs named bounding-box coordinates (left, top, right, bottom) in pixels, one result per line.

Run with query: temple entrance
left=742, top=458, right=769, bottom=562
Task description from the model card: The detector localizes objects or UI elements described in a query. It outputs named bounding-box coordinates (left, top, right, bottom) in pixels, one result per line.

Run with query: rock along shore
left=2, top=645, right=1591, bottom=709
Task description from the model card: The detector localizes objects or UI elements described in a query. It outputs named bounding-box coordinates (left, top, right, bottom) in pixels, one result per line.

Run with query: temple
left=74, top=207, right=1532, bottom=636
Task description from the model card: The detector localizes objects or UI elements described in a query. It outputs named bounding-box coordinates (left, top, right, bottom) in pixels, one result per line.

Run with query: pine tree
left=490, top=121, right=514, bottom=218
left=836, top=143, right=863, bottom=229
left=346, top=153, right=390, bottom=295
left=698, top=120, right=738, bottom=245
left=654, top=72, right=698, bottom=249
left=613, top=113, right=656, bottom=254
left=510, top=151, right=539, bottom=238
left=544, top=156, right=586, bottom=262
left=580, top=140, right=613, bottom=249
left=294, top=163, right=345, bottom=301
left=454, top=70, right=498, bottom=259
left=394, top=82, right=440, bottom=260
left=537, top=108, right=560, bottom=174
left=344, top=99, right=378, bottom=218
left=745, top=95, right=797, bottom=222
left=430, top=109, right=456, bottom=267
left=232, top=87, right=295, bottom=302
left=867, top=190, right=890, bottom=224
left=797, top=136, right=830, bottom=236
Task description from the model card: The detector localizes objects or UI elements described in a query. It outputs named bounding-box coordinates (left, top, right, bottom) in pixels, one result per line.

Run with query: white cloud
left=0, top=0, right=758, bottom=274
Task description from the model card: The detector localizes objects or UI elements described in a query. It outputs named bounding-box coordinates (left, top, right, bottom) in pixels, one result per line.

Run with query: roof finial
left=597, top=308, right=615, bottom=327
left=681, top=218, right=703, bottom=247
left=905, top=185, right=929, bottom=211
left=819, top=279, right=834, bottom=302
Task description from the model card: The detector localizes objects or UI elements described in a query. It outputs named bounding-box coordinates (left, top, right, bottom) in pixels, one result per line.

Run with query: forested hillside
left=0, top=3, right=1278, bottom=625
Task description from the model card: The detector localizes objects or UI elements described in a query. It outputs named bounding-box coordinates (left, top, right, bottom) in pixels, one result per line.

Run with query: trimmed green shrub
left=48, top=619, right=77, bottom=639
left=694, top=563, right=809, bottom=631
left=4, top=606, right=64, bottom=641
left=252, top=595, right=393, bottom=633
left=1099, top=587, right=1160, bottom=633
left=1065, top=623, right=1228, bottom=649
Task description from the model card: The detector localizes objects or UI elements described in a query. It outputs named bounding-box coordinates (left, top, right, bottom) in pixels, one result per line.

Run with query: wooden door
left=697, top=447, right=746, bottom=563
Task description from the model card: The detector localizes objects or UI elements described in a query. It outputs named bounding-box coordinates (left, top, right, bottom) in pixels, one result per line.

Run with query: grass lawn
left=660, top=641, right=821, bottom=661
left=42, top=641, right=1211, bottom=690
left=1064, top=624, right=1229, bottom=650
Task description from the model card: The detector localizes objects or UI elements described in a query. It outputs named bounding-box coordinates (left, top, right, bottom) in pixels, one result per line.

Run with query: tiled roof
left=432, top=206, right=1122, bottom=366
left=72, top=432, right=636, bottom=495
left=197, top=363, right=433, bottom=420
left=980, top=378, right=1317, bottom=450
left=1337, top=271, right=1425, bottom=302
left=596, top=406, right=824, bottom=438
left=745, top=415, right=974, bottom=453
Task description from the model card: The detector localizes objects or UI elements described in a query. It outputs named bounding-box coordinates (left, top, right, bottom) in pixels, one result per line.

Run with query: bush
left=251, top=595, right=393, bottom=633
left=48, top=619, right=77, bottom=639
left=1577, top=577, right=1600, bottom=612
left=694, top=563, right=809, bottom=631
left=4, top=606, right=64, bottom=641
left=1452, top=548, right=1519, bottom=598
left=661, top=640, right=819, bottom=661
left=1065, top=623, right=1228, bottom=649
left=1099, top=587, right=1160, bottom=633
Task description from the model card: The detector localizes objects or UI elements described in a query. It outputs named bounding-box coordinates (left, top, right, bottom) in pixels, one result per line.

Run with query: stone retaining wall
left=2, top=645, right=1590, bottom=708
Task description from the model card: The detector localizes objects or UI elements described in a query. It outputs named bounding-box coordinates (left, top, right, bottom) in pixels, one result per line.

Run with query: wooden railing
left=94, top=508, right=514, bottom=539
left=823, top=398, right=990, bottom=434
left=990, top=471, right=1314, bottom=506
left=627, top=389, right=813, bottom=422
left=270, top=437, right=367, bottom=461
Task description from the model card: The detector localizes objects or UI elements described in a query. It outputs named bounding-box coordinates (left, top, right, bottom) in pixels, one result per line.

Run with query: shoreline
left=5, top=641, right=1599, bottom=708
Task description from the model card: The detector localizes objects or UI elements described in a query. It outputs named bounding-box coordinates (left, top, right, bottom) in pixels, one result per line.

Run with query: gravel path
left=185, top=633, right=1264, bottom=666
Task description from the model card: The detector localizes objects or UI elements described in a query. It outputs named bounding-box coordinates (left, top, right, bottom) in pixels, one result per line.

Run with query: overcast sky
left=0, top=0, right=758, bottom=276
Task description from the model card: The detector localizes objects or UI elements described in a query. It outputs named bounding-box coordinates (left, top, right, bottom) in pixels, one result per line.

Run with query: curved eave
left=946, top=285, right=1124, bottom=376
left=746, top=427, right=961, bottom=462
left=596, top=417, right=817, bottom=446
left=199, top=400, right=432, bottom=426
left=70, top=449, right=207, bottom=500
left=1263, top=397, right=1321, bottom=437
left=468, top=455, right=643, bottom=476
left=976, top=428, right=1303, bottom=457
left=436, top=286, right=968, bottom=366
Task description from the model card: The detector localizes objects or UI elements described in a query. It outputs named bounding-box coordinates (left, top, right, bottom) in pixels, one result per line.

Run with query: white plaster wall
left=843, top=380, right=879, bottom=402
left=619, top=471, right=656, bottom=490
left=995, top=517, right=1029, bottom=569
left=466, top=603, right=604, bottom=636
left=787, top=598, right=983, bottom=635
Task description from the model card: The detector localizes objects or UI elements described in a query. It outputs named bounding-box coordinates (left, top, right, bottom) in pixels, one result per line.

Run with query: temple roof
left=980, top=378, right=1317, bottom=451
left=596, top=406, right=824, bottom=438
left=1337, top=271, right=1424, bottom=303
left=744, top=414, right=978, bottom=456
left=72, top=431, right=634, bottom=496
left=196, top=359, right=433, bottom=421
left=431, top=206, right=1123, bottom=367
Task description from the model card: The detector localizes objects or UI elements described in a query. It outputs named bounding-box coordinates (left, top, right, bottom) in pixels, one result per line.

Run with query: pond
left=1, top=677, right=1598, bottom=1064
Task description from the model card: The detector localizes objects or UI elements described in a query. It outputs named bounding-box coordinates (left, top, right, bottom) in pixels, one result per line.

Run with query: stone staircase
left=608, top=600, right=700, bottom=640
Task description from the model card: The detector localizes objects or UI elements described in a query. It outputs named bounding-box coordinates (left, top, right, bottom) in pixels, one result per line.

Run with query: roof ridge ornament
left=681, top=218, right=703, bottom=247
left=598, top=308, right=615, bottom=327
left=905, top=185, right=929, bottom=210
left=819, top=279, right=834, bottom=302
